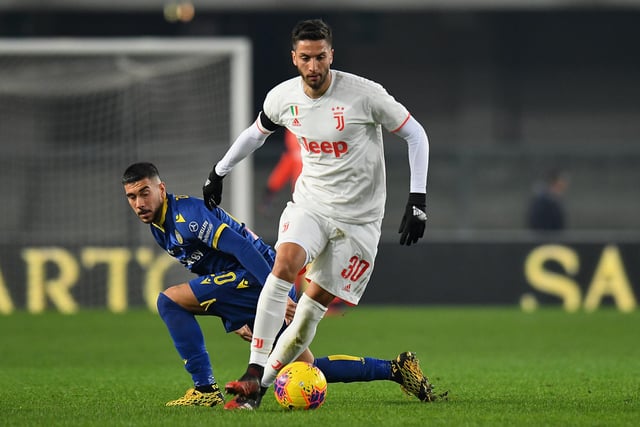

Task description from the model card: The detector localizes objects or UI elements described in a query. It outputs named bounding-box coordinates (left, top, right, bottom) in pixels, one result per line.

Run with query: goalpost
left=0, top=38, right=253, bottom=311
left=0, top=37, right=253, bottom=245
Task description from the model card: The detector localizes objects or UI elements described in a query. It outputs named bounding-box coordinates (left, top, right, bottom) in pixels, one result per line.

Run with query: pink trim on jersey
left=255, top=119, right=271, bottom=135
left=391, top=114, right=411, bottom=133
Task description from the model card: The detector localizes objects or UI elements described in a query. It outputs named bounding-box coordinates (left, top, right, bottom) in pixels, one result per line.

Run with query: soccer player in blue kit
left=122, top=162, right=433, bottom=407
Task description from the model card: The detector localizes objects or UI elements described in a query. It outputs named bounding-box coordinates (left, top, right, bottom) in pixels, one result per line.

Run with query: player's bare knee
left=304, top=282, right=335, bottom=307
left=272, top=259, right=305, bottom=283
left=272, top=265, right=299, bottom=283
left=161, top=284, right=181, bottom=301
left=273, top=242, right=307, bottom=281
left=161, top=283, right=202, bottom=312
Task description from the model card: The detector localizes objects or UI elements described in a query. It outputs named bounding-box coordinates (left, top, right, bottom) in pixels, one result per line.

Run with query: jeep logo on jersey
left=301, top=137, right=348, bottom=158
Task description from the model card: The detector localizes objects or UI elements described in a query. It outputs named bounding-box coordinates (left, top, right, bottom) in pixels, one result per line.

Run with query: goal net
left=0, top=38, right=252, bottom=312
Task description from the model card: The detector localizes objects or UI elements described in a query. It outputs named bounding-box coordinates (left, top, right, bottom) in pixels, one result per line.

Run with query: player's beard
left=302, top=69, right=329, bottom=91
left=137, top=208, right=157, bottom=224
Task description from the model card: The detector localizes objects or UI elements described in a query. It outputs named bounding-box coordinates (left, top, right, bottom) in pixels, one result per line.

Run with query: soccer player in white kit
left=203, top=19, right=431, bottom=409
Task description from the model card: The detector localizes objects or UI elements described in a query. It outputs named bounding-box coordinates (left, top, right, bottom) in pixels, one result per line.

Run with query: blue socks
left=314, top=355, right=391, bottom=383
left=156, top=292, right=214, bottom=388
left=156, top=292, right=392, bottom=388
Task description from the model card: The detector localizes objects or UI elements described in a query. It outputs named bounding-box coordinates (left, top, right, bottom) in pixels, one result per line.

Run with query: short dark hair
left=122, top=162, right=160, bottom=185
left=547, top=168, right=567, bottom=185
left=291, top=19, right=333, bottom=49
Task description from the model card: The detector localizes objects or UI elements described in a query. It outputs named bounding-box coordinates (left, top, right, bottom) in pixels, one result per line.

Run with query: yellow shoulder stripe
left=327, top=355, right=364, bottom=363
left=212, top=223, right=229, bottom=248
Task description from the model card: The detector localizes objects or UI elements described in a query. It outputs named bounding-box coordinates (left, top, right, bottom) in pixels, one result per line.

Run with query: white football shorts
left=275, top=202, right=382, bottom=305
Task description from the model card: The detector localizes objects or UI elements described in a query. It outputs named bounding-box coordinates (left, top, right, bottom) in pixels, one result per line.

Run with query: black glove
left=203, top=165, right=224, bottom=210
left=398, top=193, right=427, bottom=246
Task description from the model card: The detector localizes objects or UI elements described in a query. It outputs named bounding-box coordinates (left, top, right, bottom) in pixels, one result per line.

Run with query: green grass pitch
left=1, top=307, right=638, bottom=426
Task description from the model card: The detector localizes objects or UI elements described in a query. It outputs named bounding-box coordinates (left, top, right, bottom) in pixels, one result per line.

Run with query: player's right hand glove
left=398, top=193, right=427, bottom=246
left=203, top=164, right=224, bottom=210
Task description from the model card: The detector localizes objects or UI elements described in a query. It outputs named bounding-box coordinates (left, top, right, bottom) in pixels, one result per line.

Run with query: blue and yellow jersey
left=150, top=193, right=274, bottom=284
left=149, top=193, right=294, bottom=333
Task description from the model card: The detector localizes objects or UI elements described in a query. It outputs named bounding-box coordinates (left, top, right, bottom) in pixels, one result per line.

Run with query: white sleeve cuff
left=394, top=116, right=429, bottom=194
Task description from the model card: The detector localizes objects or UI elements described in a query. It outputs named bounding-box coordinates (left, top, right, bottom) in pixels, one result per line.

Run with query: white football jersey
left=263, top=70, right=409, bottom=224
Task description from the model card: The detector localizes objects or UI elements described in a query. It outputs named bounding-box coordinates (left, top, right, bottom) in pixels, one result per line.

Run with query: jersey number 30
left=341, top=256, right=370, bottom=282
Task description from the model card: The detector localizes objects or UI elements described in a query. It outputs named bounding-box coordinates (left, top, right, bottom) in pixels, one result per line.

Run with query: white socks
left=249, top=274, right=293, bottom=367
left=261, top=293, right=328, bottom=387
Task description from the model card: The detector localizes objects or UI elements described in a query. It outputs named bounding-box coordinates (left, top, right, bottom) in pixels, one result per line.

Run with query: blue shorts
left=188, top=268, right=297, bottom=333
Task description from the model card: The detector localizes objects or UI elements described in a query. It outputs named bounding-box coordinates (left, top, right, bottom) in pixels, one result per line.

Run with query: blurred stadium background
left=0, top=0, right=638, bottom=311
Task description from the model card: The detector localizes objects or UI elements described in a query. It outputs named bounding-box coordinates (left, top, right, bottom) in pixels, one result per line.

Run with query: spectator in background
left=260, top=129, right=302, bottom=215
left=527, top=169, right=569, bottom=231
